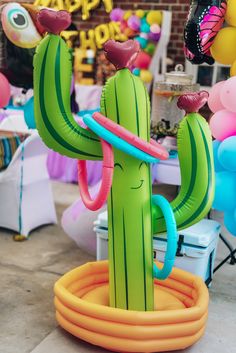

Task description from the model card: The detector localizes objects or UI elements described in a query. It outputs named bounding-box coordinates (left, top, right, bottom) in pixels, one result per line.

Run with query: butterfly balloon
left=184, top=0, right=227, bottom=65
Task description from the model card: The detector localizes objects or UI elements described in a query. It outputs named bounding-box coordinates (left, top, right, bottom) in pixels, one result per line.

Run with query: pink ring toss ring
left=78, top=138, right=114, bottom=211
left=93, top=112, right=169, bottom=160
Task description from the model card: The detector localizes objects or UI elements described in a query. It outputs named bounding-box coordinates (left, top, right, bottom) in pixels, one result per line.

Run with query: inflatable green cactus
left=34, top=26, right=214, bottom=311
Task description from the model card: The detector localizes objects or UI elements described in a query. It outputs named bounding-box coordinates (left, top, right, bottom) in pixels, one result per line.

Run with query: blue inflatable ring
left=152, top=195, right=177, bottom=280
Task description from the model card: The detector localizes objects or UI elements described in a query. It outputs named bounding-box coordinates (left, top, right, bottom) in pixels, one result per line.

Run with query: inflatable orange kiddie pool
left=54, top=261, right=209, bottom=353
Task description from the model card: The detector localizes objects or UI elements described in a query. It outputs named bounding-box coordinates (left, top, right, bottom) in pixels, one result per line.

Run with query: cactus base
left=54, top=260, right=209, bottom=353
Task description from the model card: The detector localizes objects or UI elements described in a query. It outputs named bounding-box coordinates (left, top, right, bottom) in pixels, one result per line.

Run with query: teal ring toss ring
left=152, top=195, right=178, bottom=280
left=83, top=114, right=160, bottom=164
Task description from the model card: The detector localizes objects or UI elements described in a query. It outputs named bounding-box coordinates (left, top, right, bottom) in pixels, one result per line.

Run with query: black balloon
left=0, top=21, right=35, bottom=90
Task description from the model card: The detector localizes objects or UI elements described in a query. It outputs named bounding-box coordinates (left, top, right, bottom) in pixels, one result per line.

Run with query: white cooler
left=94, top=211, right=221, bottom=284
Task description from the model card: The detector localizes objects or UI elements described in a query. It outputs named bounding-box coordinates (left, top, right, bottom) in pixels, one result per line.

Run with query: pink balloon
left=210, top=109, right=236, bottom=141
left=220, top=76, right=236, bottom=112
left=208, top=81, right=225, bottom=113
left=110, top=8, right=124, bottom=22
left=0, top=73, right=10, bottom=108
left=150, top=24, right=161, bottom=34
left=127, top=15, right=140, bottom=31
left=134, top=51, right=152, bottom=69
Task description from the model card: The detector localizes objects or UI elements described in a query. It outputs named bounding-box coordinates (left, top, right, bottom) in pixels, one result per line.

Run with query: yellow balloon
left=82, top=0, right=100, bottom=20
left=95, top=24, right=110, bottom=49
left=146, top=10, right=162, bottom=26
left=225, top=0, right=236, bottom=27
left=135, top=9, right=144, bottom=18
left=210, top=27, right=236, bottom=65
left=123, top=10, right=132, bottom=21
left=80, top=29, right=96, bottom=51
left=140, top=70, right=153, bottom=84
left=230, top=60, right=236, bottom=76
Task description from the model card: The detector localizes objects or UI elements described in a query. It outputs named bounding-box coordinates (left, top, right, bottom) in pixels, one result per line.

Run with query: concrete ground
left=0, top=181, right=235, bottom=353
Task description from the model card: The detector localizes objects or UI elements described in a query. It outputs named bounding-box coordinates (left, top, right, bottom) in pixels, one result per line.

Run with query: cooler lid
left=93, top=211, right=108, bottom=228
left=94, top=212, right=220, bottom=248
left=156, top=219, right=221, bottom=247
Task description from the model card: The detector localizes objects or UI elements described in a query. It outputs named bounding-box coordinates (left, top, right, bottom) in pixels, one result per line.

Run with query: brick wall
left=72, top=0, right=190, bottom=65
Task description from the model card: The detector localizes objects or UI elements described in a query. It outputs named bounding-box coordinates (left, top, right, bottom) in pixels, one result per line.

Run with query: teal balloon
left=213, top=171, right=236, bottom=211
left=140, top=23, right=150, bottom=33
left=213, top=140, right=224, bottom=172
left=224, top=211, right=236, bottom=236
left=133, top=68, right=141, bottom=76
left=23, top=96, right=36, bottom=129
left=135, top=36, right=148, bottom=49
left=218, top=136, right=236, bottom=172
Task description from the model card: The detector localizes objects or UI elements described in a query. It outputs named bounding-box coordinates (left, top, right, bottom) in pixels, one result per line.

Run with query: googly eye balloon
left=1, top=3, right=42, bottom=49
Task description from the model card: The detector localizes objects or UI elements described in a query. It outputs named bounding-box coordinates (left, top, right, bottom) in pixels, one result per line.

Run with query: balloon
left=224, top=211, right=236, bottom=236
left=135, top=9, right=145, bottom=18
left=230, top=60, right=236, bottom=77
left=211, top=27, right=236, bottom=65
left=225, top=0, right=236, bottom=27
left=0, top=73, right=10, bottom=108
left=146, top=10, right=162, bottom=25
left=132, top=68, right=140, bottom=76
left=140, top=32, right=148, bottom=40
left=110, top=8, right=124, bottom=22
left=23, top=96, right=36, bottom=129
left=1, top=3, right=43, bottom=49
left=140, top=22, right=150, bottom=33
left=213, top=171, right=236, bottom=211
left=145, top=43, right=156, bottom=56
left=209, top=110, right=236, bottom=141
left=123, top=10, right=132, bottom=21
left=212, top=140, right=224, bottom=172
left=80, top=29, right=96, bottom=50
left=220, top=76, right=236, bottom=112
left=134, top=51, right=151, bottom=70
left=208, top=81, right=225, bottom=113
left=120, top=20, right=128, bottom=32
left=104, top=40, right=139, bottom=71
left=150, top=24, right=161, bottom=34
left=95, top=24, right=110, bottom=49
left=135, top=36, right=148, bottom=49
left=127, top=15, right=140, bottom=31
left=124, top=27, right=136, bottom=38
left=140, top=69, right=153, bottom=83
left=148, top=31, right=161, bottom=42
left=184, top=1, right=226, bottom=65
left=218, top=136, right=236, bottom=172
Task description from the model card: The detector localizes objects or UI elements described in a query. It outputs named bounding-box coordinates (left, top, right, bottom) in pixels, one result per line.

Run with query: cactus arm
left=33, top=34, right=102, bottom=160
left=152, top=113, right=215, bottom=234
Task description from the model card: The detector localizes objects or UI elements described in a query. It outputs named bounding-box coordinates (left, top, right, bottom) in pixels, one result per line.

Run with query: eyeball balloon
left=1, top=3, right=43, bottom=49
